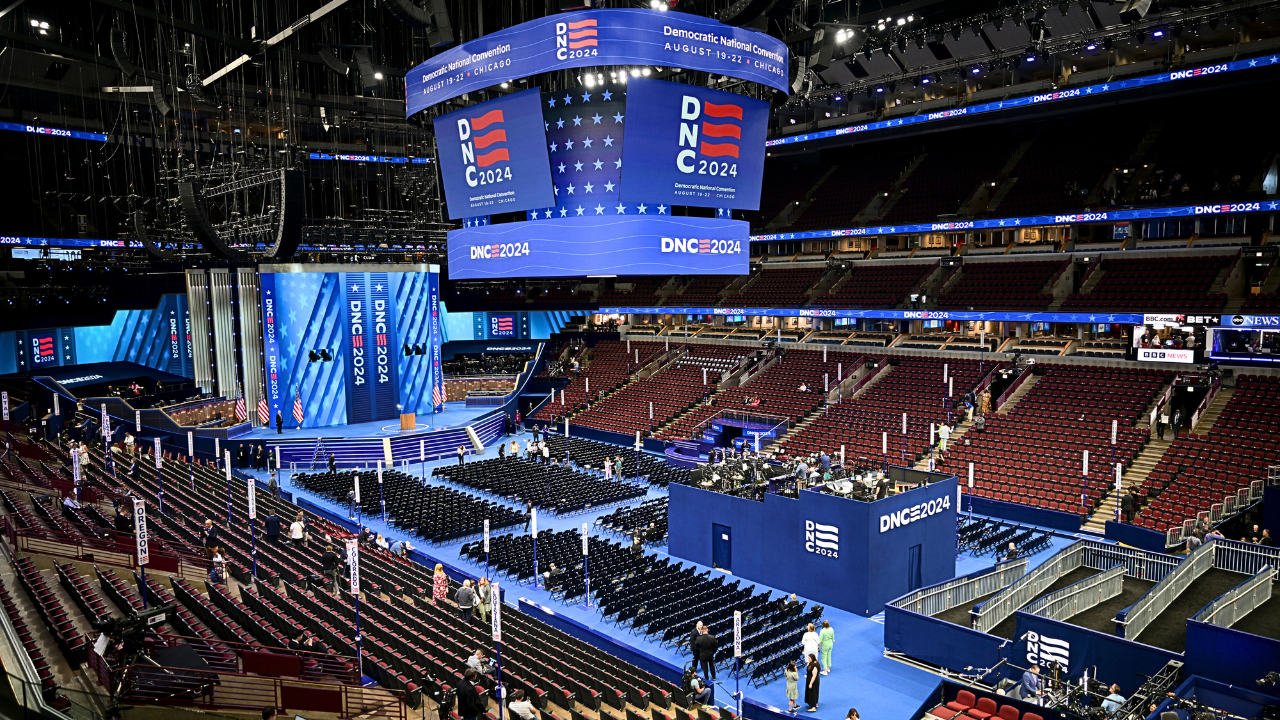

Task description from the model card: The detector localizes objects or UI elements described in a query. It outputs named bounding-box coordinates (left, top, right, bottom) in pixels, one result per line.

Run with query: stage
left=238, top=403, right=492, bottom=440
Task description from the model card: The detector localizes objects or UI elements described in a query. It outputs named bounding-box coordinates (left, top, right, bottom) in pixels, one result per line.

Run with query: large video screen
left=446, top=214, right=749, bottom=279
left=260, top=267, right=445, bottom=428
left=433, top=88, right=555, bottom=220
left=619, top=79, right=769, bottom=211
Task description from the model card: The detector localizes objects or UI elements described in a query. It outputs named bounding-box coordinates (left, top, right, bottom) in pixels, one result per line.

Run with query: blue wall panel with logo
left=0, top=294, right=192, bottom=377
left=668, top=475, right=957, bottom=616
left=260, top=267, right=443, bottom=429
left=1009, top=612, right=1181, bottom=686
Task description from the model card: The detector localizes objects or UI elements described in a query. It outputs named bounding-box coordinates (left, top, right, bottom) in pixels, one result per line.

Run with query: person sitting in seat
left=690, top=677, right=712, bottom=706
left=508, top=689, right=539, bottom=720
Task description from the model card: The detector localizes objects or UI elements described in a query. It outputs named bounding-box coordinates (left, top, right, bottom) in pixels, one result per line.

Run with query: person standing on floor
left=604, top=456, right=612, bottom=480
left=455, top=579, right=477, bottom=624
left=455, top=668, right=485, bottom=720
left=801, top=623, right=821, bottom=665
left=457, top=445, right=466, bottom=466
left=476, top=577, right=491, bottom=623
left=432, top=563, right=448, bottom=605
left=939, top=422, right=952, bottom=452
left=275, top=411, right=284, bottom=435
left=693, top=626, right=718, bottom=681
left=327, top=453, right=337, bottom=474
left=289, top=513, right=305, bottom=547
left=540, top=441, right=549, bottom=465
left=818, top=620, right=835, bottom=675
left=264, top=511, right=281, bottom=546
left=804, top=653, right=821, bottom=712
left=784, top=661, right=800, bottom=712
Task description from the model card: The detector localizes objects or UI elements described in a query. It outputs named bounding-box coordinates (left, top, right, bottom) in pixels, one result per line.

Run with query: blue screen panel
left=433, top=88, right=554, bottom=220
left=619, top=79, right=769, bottom=211
left=447, top=214, right=749, bottom=279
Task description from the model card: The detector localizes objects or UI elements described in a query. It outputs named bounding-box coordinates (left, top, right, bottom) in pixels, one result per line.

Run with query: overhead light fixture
left=501, top=81, right=509, bottom=88
left=972, top=66, right=982, bottom=74
left=921, top=76, right=931, bottom=84
left=1152, top=29, right=1164, bottom=37
left=834, top=94, right=842, bottom=101
left=374, top=72, right=384, bottom=80
left=630, top=68, right=640, bottom=76
left=897, top=17, right=906, bottom=26
left=642, top=68, right=651, bottom=76
left=1085, top=43, right=1097, bottom=50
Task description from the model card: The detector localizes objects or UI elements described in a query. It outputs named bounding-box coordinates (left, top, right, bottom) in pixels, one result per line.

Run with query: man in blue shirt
left=1020, top=664, right=1042, bottom=704
left=819, top=452, right=831, bottom=471
left=1101, top=684, right=1125, bottom=716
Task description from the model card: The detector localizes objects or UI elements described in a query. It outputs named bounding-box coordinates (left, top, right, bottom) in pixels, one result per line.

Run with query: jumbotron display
left=433, top=88, right=555, bottom=220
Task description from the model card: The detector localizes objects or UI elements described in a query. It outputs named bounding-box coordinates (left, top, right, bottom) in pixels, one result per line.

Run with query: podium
left=400, top=414, right=416, bottom=431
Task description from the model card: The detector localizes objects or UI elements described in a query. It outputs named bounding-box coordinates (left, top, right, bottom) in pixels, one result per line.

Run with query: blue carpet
left=247, top=436, right=1105, bottom=720
left=240, top=405, right=492, bottom=440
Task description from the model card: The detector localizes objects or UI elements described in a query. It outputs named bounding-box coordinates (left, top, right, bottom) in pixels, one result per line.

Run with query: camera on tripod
left=1258, top=671, right=1278, bottom=688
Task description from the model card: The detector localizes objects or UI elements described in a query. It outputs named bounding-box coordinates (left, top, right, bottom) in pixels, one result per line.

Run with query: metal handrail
left=973, top=541, right=1085, bottom=632
left=1023, top=564, right=1125, bottom=622
left=1191, top=565, right=1275, bottom=628
left=1118, top=539, right=1217, bottom=638
left=889, top=559, right=1028, bottom=616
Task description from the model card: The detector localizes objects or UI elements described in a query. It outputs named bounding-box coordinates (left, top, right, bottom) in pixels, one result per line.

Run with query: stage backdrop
left=668, top=476, right=958, bottom=616
left=259, top=265, right=443, bottom=428
left=0, top=294, right=192, bottom=377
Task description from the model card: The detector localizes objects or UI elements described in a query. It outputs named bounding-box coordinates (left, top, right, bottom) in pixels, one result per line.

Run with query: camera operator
left=1102, top=684, right=1126, bottom=717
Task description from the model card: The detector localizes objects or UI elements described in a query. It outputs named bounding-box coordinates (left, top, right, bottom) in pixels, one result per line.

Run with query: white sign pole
left=968, top=462, right=975, bottom=516
left=492, top=578, right=504, bottom=720
left=734, top=609, right=743, bottom=719
left=72, top=448, right=82, bottom=501
left=347, top=538, right=363, bottom=679
left=223, top=450, right=233, bottom=522
left=377, top=460, right=386, bottom=523
left=154, top=437, right=165, bottom=514
left=582, top=522, right=592, bottom=608
left=187, top=431, right=195, bottom=490
left=483, top=519, right=490, bottom=579
left=247, top=470, right=258, bottom=581
left=135, top=410, right=141, bottom=433
left=134, top=498, right=149, bottom=607
left=531, top=508, right=539, bottom=589
left=420, top=439, right=426, bottom=483
left=1115, top=463, right=1123, bottom=522
left=1, top=391, right=8, bottom=421
left=53, top=394, right=60, bottom=417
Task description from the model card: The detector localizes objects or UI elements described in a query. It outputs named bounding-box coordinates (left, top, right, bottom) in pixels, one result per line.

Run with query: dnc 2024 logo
left=804, top=520, right=839, bottom=559
left=678, top=96, right=744, bottom=177
left=455, top=109, right=511, bottom=188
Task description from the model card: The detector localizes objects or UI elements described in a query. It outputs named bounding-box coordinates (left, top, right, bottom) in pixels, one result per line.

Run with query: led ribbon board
left=405, top=9, right=789, bottom=117
left=620, top=78, right=769, bottom=211
left=433, top=89, right=555, bottom=220
left=446, top=214, right=748, bottom=279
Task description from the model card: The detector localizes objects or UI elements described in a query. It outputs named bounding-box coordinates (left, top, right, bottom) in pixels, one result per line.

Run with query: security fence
left=888, top=559, right=1028, bottom=617
left=1023, top=563, right=1126, bottom=622
left=1191, top=565, right=1275, bottom=629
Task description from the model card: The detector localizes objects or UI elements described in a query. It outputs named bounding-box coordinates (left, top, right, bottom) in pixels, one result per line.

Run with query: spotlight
left=650, top=0, right=659, bottom=6
left=320, top=349, right=333, bottom=362
left=642, top=68, right=650, bottom=76
left=922, top=76, right=931, bottom=84
left=972, top=66, right=982, bottom=74
left=834, top=94, right=842, bottom=101
left=1026, top=54, right=1035, bottom=62
left=896, top=17, right=906, bottom=25
left=308, top=350, right=320, bottom=363
left=585, top=74, right=595, bottom=87
left=374, top=72, right=384, bottom=80
left=875, top=86, right=884, bottom=93
left=596, top=73, right=604, bottom=84
left=1085, top=43, right=1097, bottom=50
left=415, top=344, right=426, bottom=356
left=404, top=344, right=413, bottom=357
left=1152, top=29, right=1164, bottom=37
left=630, top=68, right=640, bottom=76
left=501, top=82, right=509, bottom=88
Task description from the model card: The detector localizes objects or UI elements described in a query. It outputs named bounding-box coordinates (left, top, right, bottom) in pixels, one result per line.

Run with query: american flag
left=432, top=380, right=445, bottom=408
left=257, top=387, right=270, bottom=426
left=292, top=386, right=304, bottom=424
left=233, top=384, right=247, bottom=421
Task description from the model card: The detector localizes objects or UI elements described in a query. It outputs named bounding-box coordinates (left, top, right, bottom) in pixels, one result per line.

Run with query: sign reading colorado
left=406, top=9, right=788, bottom=116
left=620, top=79, right=769, bottom=211
left=433, top=88, right=554, bottom=220
left=447, top=215, right=748, bottom=279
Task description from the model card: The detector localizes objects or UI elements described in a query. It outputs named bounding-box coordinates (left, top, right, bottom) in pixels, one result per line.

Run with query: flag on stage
left=233, top=384, right=247, bottom=422
left=431, top=381, right=445, bottom=408
left=292, top=386, right=305, bottom=424
left=257, top=387, right=270, bottom=426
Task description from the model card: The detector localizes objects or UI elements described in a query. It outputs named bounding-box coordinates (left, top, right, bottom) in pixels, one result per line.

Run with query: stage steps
left=1082, top=436, right=1172, bottom=532
left=913, top=416, right=977, bottom=472
left=1190, top=386, right=1234, bottom=435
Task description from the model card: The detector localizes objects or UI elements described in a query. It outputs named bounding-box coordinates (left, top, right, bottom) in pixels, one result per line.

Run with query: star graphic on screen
left=637, top=204, right=648, bottom=214
left=593, top=158, right=604, bottom=170
left=717, top=208, right=725, bottom=217
left=351, top=284, right=360, bottom=292
left=592, top=113, right=603, bottom=124
left=557, top=163, right=566, bottom=173
left=616, top=203, right=627, bottom=214
left=603, top=135, right=614, bottom=147
left=548, top=98, right=556, bottom=107
left=658, top=205, right=667, bottom=214
left=583, top=136, right=593, bottom=148
left=573, top=115, right=584, bottom=127
left=549, top=141, right=558, bottom=152
left=584, top=182, right=594, bottom=193
left=576, top=206, right=585, bottom=216
left=564, top=139, right=574, bottom=150
left=544, top=209, right=553, bottom=218
left=604, top=180, right=615, bottom=192
left=554, top=186, right=560, bottom=196
left=288, top=309, right=298, bottom=324
left=581, top=92, right=592, bottom=102
left=563, top=94, right=572, bottom=105
left=567, top=184, right=575, bottom=195
left=556, top=117, right=565, bottom=129
left=560, top=207, right=568, bottom=217
left=594, top=204, right=605, bottom=215
left=614, top=158, right=623, bottom=169
left=529, top=211, right=538, bottom=220
left=375, top=284, right=384, bottom=292
left=613, top=112, right=625, bottom=123
left=574, top=160, right=584, bottom=171
left=602, top=90, right=613, bottom=100
left=544, top=121, right=549, bottom=131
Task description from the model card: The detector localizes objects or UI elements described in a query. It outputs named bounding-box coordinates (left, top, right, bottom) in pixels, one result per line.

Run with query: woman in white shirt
left=801, top=622, right=821, bottom=662
left=289, top=517, right=305, bottom=546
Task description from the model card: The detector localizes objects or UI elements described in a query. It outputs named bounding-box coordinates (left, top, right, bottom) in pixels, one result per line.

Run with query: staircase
left=1189, top=386, right=1233, bottom=435
left=996, top=374, right=1040, bottom=414
left=776, top=364, right=894, bottom=447
left=1083, top=437, right=1172, bottom=532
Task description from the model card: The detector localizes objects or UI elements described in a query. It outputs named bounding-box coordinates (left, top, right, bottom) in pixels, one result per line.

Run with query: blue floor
left=239, top=404, right=492, bottom=440
left=242, top=434, right=1100, bottom=720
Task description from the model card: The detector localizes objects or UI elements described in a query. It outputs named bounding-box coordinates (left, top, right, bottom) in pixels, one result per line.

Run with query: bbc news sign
left=1137, top=348, right=1195, bottom=364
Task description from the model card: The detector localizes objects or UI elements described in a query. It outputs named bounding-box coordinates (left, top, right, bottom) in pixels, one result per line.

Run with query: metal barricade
left=973, top=544, right=1085, bottom=632
left=1191, top=565, right=1275, bottom=628
left=1024, top=564, right=1126, bottom=622
left=1118, top=539, right=1216, bottom=639
left=889, top=559, right=1029, bottom=616
left=1212, top=538, right=1280, bottom=576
